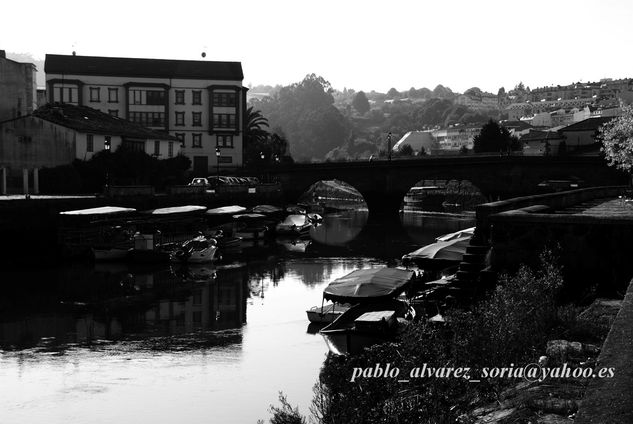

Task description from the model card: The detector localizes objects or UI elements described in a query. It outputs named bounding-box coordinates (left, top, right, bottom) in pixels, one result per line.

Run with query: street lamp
left=104, top=136, right=111, bottom=191
left=387, top=132, right=392, bottom=161
left=215, top=146, right=221, bottom=178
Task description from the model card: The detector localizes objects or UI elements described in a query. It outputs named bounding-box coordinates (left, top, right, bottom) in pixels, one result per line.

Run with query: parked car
left=189, top=177, right=210, bottom=187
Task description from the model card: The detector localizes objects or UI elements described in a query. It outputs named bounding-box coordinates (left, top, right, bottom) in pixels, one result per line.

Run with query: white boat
left=275, top=214, right=312, bottom=236
left=306, top=303, right=351, bottom=324
left=170, top=236, right=218, bottom=264
left=402, top=234, right=472, bottom=268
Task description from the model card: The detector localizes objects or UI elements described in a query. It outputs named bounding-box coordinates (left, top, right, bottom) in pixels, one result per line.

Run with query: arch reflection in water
left=310, top=210, right=369, bottom=246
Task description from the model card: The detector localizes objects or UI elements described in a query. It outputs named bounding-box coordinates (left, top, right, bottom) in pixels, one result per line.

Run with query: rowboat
left=306, top=303, right=351, bottom=324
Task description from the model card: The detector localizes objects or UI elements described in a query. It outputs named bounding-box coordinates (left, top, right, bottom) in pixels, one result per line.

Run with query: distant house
left=558, top=117, right=614, bottom=149
left=431, top=127, right=478, bottom=151
left=0, top=103, right=179, bottom=171
left=520, top=130, right=566, bottom=156
left=392, top=131, right=437, bottom=154
left=0, top=50, right=38, bottom=121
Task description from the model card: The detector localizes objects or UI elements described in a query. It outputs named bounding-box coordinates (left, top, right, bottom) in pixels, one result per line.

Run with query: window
left=89, top=87, right=100, bottom=102
left=154, top=140, right=160, bottom=156
left=212, top=92, right=236, bottom=107
left=192, top=90, right=202, bottom=105
left=213, top=113, right=237, bottom=129
left=168, top=141, right=174, bottom=158
left=87, top=134, right=94, bottom=152
left=108, top=88, right=119, bottom=103
left=130, top=89, right=142, bottom=105
left=175, top=90, right=185, bottom=105
left=192, top=112, right=202, bottom=126
left=175, top=112, right=185, bottom=126
left=129, top=112, right=165, bottom=127
left=108, top=109, right=118, bottom=118
left=217, top=135, right=233, bottom=148
left=175, top=133, right=185, bottom=147
left=192, top=133, right=202, bottom=148
left=146, top=90, right=165, bottom=105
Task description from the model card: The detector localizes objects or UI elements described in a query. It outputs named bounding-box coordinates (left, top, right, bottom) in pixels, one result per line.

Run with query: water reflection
left=310, top=210, right=368, bottom=246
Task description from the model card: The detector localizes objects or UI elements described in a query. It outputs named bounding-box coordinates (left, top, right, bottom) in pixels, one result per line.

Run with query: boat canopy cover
left=206, top=205, right=247, bottom=215
left=323, top=268, right=414, bottom=303
left=402, top=236, right=471, bottom=262
left=251, top=204, right=283, bottom=214
left=435, top=227, right=475, bottom=242
left=147, top=205, right=207, bottom=215
left=233, top=213, right=267, bottom=220
left=60, top=206, right=136, bottom=215
left=280, top=214, right=309, bottom=226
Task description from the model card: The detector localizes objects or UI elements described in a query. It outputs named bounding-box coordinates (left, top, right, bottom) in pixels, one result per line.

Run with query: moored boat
left=306, top=303, right=351, bottom=324
left=318, top=267, right=416, bottom=355
left=169, top=235, right=218, bottom=264
left=275, top=214, right=312, bottom=236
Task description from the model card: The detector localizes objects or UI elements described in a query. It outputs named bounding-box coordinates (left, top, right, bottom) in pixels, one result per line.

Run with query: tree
left=599, top=106, right=633, bottom=177
left=352, top=91, right=370, bottom=115
left=397, top=144, right=414, bottom=156
left=386, top=87, right=400, bottom=99
left=252, top=74, right=348, bottom=161
left=473, top=119, right=521, bottom=153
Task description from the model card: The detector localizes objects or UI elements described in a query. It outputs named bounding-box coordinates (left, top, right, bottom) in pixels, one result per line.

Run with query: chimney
left=0, top=50, right=6, bottom=59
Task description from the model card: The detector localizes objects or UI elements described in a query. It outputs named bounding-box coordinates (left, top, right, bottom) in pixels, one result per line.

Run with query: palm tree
left=245, top=106, right=270, bottom=145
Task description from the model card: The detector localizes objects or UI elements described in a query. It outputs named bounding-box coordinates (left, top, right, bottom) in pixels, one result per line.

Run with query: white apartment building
left=44, top=54, right=246, bottom=175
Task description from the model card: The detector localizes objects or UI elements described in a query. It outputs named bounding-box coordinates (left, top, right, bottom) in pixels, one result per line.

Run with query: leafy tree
left=497, top=87, right=506, bottom=97
left=473, top=119, right=521, bottom=153
left=245, top=106, right=270, bottom=146
left=352, top=91, right=370, bottom=115
left=252, top=74, right=348, bottom=161
left=397, top=144, right=414, bottom=156
left=432, top=84, right=454, bottom=99
left=599, top=106, right=633, bottom=177
left=386, top=87, right=400, bottom=99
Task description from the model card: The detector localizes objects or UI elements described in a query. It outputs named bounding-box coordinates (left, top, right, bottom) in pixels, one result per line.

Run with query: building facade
left=0, top=103, right=179, bottom=171
left=44, top=54, right=246, bottom=174
left=0, top=50, right=38, bottom=122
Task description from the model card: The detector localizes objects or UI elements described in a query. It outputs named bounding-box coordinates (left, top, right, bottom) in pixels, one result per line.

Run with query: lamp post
left=387, top=132, right=392, bottom=161
left=104, top=136, right=111, bottom=192
left=260, top=152, right=265, bottom=182
left=215, top=146, right=220, bottom=178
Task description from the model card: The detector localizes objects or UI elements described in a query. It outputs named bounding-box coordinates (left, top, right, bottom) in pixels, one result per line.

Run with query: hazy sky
left=4, top=0, right=633, bottom=93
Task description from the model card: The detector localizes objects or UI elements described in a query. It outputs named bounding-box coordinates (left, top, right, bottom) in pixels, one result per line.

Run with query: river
left=0, top=210, right=474, bottom=424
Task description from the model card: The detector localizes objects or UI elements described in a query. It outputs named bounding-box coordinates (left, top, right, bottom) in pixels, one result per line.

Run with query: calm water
left=0, top=211, right=474, bottom=424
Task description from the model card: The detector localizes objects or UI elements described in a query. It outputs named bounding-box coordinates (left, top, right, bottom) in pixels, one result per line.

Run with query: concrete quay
left=576, top=277, right=633, bottom=423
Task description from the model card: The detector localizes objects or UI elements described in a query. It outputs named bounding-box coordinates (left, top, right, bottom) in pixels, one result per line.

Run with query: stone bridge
left=264, top=155, right=625, bottom=221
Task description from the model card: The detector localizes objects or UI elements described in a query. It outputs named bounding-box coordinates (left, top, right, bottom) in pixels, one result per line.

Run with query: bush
left=311, top=249, right=565, bottom=424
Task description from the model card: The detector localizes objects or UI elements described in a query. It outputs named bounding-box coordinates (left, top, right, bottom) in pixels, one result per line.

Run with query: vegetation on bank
left=267, top=250, right=611, bottom=424
left=39, top=148, right=191, bottom=194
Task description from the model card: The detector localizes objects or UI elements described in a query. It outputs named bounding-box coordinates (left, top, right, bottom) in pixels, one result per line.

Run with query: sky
left=3, top=0, right=633, bottom=94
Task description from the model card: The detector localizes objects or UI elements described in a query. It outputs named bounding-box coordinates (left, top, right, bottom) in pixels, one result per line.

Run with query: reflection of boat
left=92, top=246, right=131, bottom=261
left=306, top=303, right=350, bottom=323
left=275, top=214, right=312, bottom=236
left=401, top=235, right=471, bottom=268
left=319, top=267, right=415, bottom=355
left=170, top=236, right=218, bottom=263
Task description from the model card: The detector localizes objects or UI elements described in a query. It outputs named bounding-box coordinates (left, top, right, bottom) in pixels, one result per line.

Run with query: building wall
left=0, top=116, right=76, bottom=169
left=560, top=129, right=597, bottom=147
left=0, top=53, right=38, bottom=121
left=45, top=72, right=244, bottom=173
